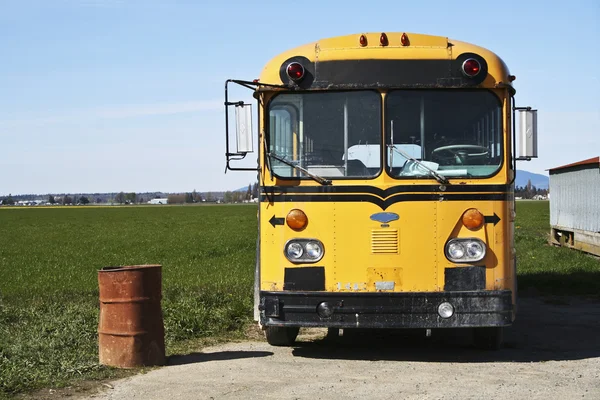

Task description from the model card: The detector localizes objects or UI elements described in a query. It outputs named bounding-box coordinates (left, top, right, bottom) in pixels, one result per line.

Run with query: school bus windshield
left=268, top=91, right=381, bottom=178
left=387, top=90, right=503, bottom=178
left=268, top=90, right=503, bottom=179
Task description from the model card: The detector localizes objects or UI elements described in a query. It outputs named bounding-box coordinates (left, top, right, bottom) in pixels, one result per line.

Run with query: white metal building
left=549, top=156, right=600, bottom=256
left=148, top=198, right=168, bottom=205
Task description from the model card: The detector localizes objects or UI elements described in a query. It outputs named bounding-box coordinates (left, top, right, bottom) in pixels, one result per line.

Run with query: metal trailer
left=549, top=156, right=600, bottom=256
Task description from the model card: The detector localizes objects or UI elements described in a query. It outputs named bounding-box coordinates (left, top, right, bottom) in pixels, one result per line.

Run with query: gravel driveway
left=72, top=296, right=599, bottom=400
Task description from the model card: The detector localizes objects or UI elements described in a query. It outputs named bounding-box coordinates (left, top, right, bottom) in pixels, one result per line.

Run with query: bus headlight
left=447, top=242, right=465, bottom=259
left=284, top=239, right=324, bottom=263
left=286, top=242, right=304, bottom=260
left=466, top=241, right=485, bottom=259
left=305, top=241, right=323, bottom=260
left=445, top=238, right=486, bottom=263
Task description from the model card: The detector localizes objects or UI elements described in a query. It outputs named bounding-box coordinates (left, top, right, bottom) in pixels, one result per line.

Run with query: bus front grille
left=371, top=229, right=399, bottom=254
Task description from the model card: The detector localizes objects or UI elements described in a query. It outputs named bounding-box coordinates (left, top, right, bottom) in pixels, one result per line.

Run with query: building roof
left=548, top=156, right=600, bottom=173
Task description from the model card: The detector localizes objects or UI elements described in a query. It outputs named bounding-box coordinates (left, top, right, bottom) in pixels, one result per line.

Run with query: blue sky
left=1, top=0, right=598, bottom=195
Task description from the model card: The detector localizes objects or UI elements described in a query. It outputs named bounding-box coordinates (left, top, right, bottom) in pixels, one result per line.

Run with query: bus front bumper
left=259, top=290, right=513, bottom=329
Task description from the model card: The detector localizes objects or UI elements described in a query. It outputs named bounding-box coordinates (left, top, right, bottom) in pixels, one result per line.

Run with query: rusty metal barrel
left=98, top=264, right=165, bottom=368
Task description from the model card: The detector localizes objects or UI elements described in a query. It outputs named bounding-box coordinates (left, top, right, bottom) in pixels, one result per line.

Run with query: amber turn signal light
left=286, top=209, right=308, bottom=231
left=462, top=208, right=484, bottom=231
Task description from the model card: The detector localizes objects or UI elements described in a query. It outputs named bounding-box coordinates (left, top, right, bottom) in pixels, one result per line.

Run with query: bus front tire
left=473, top=327, right=503, bottom=350
left=265, top=326, right=300, bottom=346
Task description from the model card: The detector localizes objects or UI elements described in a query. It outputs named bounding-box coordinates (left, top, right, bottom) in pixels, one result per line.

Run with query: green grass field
left=0, top=205, right=257, bottom=398
left=0, top=201, right=598, bottom=398
left=514, top=201, right=600, bottom=296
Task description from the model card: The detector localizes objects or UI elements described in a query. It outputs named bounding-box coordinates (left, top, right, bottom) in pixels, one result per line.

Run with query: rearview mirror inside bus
left=517, top=108, right=538, bottom=160
left=235, top=103, right=254, bottom=153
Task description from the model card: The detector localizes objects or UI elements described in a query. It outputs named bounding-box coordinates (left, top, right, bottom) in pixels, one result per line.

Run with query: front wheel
left=473, top=327, right=503, bottom=350
left=265, top=326, right=300, bottom=346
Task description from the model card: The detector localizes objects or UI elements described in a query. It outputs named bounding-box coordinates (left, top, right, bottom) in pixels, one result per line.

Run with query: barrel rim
left=99, top=264, right=162, bottom=273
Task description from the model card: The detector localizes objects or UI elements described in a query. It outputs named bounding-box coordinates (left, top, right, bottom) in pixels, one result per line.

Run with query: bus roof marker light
left=286, top=209, right=308, bottom=231
left=400, top=33, right=410, bottom=46
left=359, top=34, right=368, bottom=47
left=462, top=58, right=481, bottom=77
left=379, top=32, right=388, bottom=46
left=286, top=62, right=305, bottom=82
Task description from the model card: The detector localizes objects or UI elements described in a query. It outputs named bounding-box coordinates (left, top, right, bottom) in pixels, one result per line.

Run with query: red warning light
left=380, top=32, right=388, bottom=46
left=359, top=34, right=367, bottom=47
left=401, top=33, right=410, bottom=46
left=286, top=62, right=305, bottom=81
left=462, top=58, right=481, bottom=77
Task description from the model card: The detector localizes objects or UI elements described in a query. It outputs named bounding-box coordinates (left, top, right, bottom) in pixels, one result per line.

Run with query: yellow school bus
left=224, top=32, right=537, bottom=349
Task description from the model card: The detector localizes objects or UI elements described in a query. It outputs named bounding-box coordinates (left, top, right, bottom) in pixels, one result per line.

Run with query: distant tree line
left=515, top=179, right=548, bottom=199
left=167, top=183, right=259, bottom=204
left=1, top=194, right=14, bottom=205
left=1, top=182, right=261, bottom=206
left=0, top=194, right=89, bottom=205
left=221, top=182, right=259, bottom=204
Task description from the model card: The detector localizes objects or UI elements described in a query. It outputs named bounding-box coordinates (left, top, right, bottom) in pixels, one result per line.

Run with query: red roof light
left=359, top=34, right=367, bottom=47
left=286, top=62, right=305, bottom=81
left=462, top=58, right=481, bottom=77
left=401, top=33, right=410, bottom=46
left=380, top=32, right=388, bottom=46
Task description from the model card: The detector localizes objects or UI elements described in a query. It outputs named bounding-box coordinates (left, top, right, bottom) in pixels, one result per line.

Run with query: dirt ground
left=35, top=296, right=600, bottom=400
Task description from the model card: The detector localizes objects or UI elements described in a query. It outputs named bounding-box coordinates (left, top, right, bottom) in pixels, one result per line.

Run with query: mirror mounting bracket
left=224, top=79, right=287, bottom=172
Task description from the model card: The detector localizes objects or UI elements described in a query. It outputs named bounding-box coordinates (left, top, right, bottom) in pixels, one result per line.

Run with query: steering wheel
left=431, top=145, right=489, bottom=165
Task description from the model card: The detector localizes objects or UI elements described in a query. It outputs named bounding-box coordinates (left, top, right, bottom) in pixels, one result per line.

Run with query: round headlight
left=447, top=242, right=465, bottom=259
left=438, top=302, right=455, bottom=318
left=305, top=242, right=323, bottom=259
left=466, top=241, right=485, bottom=259
left=286, top=243, right=303, bottom=259
left=316, top=302, right=334, bottom=318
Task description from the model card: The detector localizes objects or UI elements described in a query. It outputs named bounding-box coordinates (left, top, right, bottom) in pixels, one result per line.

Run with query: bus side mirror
left=517, top=108, right=538, bottom=160
left=235, top=103, right=254, bottom=153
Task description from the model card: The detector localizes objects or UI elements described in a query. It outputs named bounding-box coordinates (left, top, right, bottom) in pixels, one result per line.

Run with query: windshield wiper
left=388, top=144, right=449, bottom=185
left=267, top=153, right=332, bottom=185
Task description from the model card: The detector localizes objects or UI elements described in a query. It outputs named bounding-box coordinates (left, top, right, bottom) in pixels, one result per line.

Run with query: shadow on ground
left=292, top=296, right=600, bottom=363
left=167, top=350, right=273, bottom=366
left=518, top=270, right=600, bottom=296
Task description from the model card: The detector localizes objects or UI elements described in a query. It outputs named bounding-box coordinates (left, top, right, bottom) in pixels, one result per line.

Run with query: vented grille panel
left=371, top=229, right=399, bottom=254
